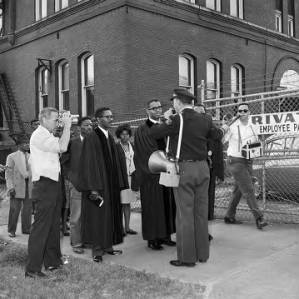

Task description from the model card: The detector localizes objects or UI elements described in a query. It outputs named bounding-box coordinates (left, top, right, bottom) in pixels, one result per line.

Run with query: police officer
left=149, top=88, right=222, bottom=267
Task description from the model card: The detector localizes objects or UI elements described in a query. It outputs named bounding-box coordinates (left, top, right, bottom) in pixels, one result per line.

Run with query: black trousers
left=26, top=177, right=62, bottom=272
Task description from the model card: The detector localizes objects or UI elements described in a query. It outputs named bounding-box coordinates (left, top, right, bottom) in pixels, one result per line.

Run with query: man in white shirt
left=25, top=107, right=72, bottom=279
left=222, top=103, right=268, bottom=230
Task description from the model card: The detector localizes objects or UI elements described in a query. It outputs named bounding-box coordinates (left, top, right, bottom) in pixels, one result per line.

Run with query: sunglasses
left=148, top=106, right=162, bottom=111
left=238, top=109, right=248, bottom=113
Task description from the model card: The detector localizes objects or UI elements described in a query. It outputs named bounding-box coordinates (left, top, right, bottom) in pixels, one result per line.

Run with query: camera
left=58, top=111, right=79, bottom=125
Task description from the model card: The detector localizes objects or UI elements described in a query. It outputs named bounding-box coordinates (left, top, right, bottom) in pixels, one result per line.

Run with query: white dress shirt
left=224, top=119, right=259, bottom=158
left=98, top=126, right=109, bottom=138
left=30, top=125, right=61, bottom=182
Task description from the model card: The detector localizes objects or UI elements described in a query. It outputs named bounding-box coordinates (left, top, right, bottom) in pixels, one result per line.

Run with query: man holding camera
left=78, top=107, right=128, bottom=262
left=221, top=103, right=268, bottom=230
left=149, top=89, right=222, bottom=267
left=25, top=107, right=72, bottom=278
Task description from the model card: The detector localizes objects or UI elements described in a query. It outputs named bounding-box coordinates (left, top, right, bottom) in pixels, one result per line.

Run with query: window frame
left=206, top=0, right=221, bottom=12
left=35, top=0, right=47, bottom=21
left=179, top=54, right=195, bottom=94
left=57, top=60, right=70, bottom=111
left=288, top=15, right=294, bottom=37
left=55, top=0, right=69, bottom=12
left=275, top=10, right=282, bottom=32
left=37, top=67, right=49, bottom=112
left=230, top=0, right=243, bottom=19
left=80, top=53, right=94, bottom=117
left=231, top=64, right=244, bottom=100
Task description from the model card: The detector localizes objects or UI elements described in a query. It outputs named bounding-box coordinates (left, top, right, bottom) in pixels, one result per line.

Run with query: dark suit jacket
left=61, top=136, right=83, bottom=190
left=149, top=108, right=223, bottom=161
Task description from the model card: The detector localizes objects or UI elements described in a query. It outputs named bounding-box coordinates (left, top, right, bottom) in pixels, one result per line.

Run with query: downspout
left=7, top=0, right=16, bottom=45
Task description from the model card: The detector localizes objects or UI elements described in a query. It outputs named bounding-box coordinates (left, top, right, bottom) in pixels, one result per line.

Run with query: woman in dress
left=115, top=124, right=138, bottom=236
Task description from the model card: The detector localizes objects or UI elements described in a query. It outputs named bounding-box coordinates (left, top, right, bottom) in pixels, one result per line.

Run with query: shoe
left=161, top=239, right=176, bottom=246
left=126, top=229, right=137, bottom=235
left=105, top=250, right=122, bottom=255
left=22, top=232, right=30, bottom=235
left=198, top=259, right=208, bottom=263
left=209, top=234, right=213, bottom=242
left=25, top=271, right=48, bottom=279
left=224, top=216, right=243, bottom=224
left=169, top=260, right=195, bottom=267
left=147, top=241, right=163, bottom=250
left=73, top=247, right=84, bottom=254
left=93, top=255, right=103, bottom=263
left=45, top=265, right=62, bottom=271
left=256, top=217, right=268, bottom=230
left=8, top=232, right=16, bottom=238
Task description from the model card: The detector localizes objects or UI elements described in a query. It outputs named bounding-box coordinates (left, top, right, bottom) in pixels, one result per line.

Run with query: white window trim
left=179, top=54, right=195, bottom=94
left=231, top=65, right=243, bottom=100
left=275, top=10, right=282, bottom=33
left=55, top=0, right=69, bottom=12
left=35, top=0, right=47, bottom=21
left=38, top=67, right=49, bottom=112
left=230, top=0, right=243, bottom=19
left=58, top=61, right=69, bottom=110
left=81, top=53, right=94, bottom=117
left=288, top=15, right=294, bottom=37
left=206, top=0, right=221, bottom=12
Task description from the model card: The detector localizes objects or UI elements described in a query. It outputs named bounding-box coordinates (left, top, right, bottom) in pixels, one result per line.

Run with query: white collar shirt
left=224, top=119, right=259, bottom=158
left=98, top=126, right=109, bottom=139
left=29, top=125, right=61, bottom=182
left=149, top=117, right=159, bottom=124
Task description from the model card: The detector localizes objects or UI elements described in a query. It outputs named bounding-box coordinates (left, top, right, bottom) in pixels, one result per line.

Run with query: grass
left=0, top=241, right=205, bottom=299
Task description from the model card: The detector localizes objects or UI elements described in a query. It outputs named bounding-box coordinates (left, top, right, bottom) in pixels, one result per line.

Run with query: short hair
left=115, top=124, right=132, bottom=138
left=78, top=116, right=92, bottom=127
left=94, top=107, right=111, bottom=118
left=38, top=107, right=58, bottom=122
left=16, top=134, right=29, bottom=145
left=146, top=99, right=160, bottom=108
left=238, top=103, right=249, bottom=109
left=30, top=119, right=39, bottom=125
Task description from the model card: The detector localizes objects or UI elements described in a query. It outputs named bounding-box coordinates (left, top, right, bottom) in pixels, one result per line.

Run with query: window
left=37, top=67, right=49, bottom=112
left=275, top=11, right=282, bottom=32
left=230, top=0, right=243, bottom=19
left=288, top=15, right=294, bottom=36
left=179, top=54, right=195, bottom=94
left=80, top=53, right=94, bottom=116
left=57, top=61, right=69, bottom=110
left=0, top=6, right=3, bottom=36
left=206, top=59, right=221, bottom=119
left=206, top=0, right=221, bottom=12
left=35, top=0, right=47, bottom=21
left=55, top=0, right=69, bottom=12
left=231, top=65, right=243, bottom=100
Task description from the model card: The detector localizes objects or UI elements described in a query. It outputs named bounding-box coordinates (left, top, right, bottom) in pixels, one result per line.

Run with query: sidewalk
left=1, top=212, right=299, bottom=299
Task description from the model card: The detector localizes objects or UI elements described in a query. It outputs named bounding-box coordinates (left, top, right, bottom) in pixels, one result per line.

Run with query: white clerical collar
left=149, top=117, right=159, bottom=124
left=98, top=126, right=109, bottom=139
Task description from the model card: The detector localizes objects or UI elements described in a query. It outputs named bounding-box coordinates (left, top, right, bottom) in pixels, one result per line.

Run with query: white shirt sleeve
left=31, top=130, right=60, bottom=153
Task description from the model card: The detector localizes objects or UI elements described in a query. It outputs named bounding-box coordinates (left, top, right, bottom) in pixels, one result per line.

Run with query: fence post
left=260, top=95, right=266, bottom=211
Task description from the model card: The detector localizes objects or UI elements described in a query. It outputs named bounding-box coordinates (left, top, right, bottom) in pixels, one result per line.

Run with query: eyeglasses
left=238, top=109, right=248, bottom=113
left=102, top=115, right=114, bottom=119
left=148, top=106, right=162, bottom=111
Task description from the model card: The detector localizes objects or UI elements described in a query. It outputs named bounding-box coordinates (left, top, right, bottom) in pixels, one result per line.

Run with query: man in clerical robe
left=78, top=107, right=128, bottom=262
left=134, top=99, right=176, bottom=250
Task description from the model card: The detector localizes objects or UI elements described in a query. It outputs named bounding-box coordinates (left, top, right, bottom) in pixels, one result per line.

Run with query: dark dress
left=134, top=119, right=176, bottom=241
left=78, top=128, right=128, bottom=250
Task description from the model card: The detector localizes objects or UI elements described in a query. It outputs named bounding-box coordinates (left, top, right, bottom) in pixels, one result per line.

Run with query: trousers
left=173, top=160, right=210, bottom=263
left=26, top=177, right=62, bottom=272
left=226, top=157, right=263, bottom=220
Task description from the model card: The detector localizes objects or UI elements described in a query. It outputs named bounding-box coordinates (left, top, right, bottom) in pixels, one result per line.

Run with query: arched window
left=35, top=0, right=47, bottom=21
left=80, top=53, right=94, bottom=116
left=179, top=54, right=195, bottom=94
left=57, top=60, right=69, bottom=110
left=231, top=64, right=244, bottom=99
left=37, top=67, right=49, bottom=112
left=280, top=70, right=299, bottom=89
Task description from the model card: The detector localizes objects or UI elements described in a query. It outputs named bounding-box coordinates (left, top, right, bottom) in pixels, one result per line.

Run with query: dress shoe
left=22, top=232, right=30, bottom=235
left=198, top=259, right=208, bottom=263
left=105, top=250, right=122, bottom=255
left=93, top=255, right=103, bottom=263
left=8, top=232, right=16, bottom=238
left=224, top=216, right=243, bottom=224
left=25, top=271, right=48, bottom=279
left=169, top=260, right=195, bottom=267
left=209, top=234, right=213, bottom=241
left=161, top=239, right=176, bottom=246
left=73, top=247, right=84, bottom=254
left=45, top=265, right=62, bottom=271
left=147, top=241, right=163, bottom=250
left=256, top=217, right=268, bottom=230
left=126, top=229, right=137, bottom=235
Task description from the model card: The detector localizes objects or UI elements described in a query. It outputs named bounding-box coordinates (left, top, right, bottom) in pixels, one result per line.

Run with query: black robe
left=134, top=119, right=176, bottom=241
left=78, top=127, right=128, bottom=248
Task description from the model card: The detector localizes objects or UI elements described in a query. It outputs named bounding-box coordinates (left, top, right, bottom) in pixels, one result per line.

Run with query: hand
left=163, top=108, right=175, bottom=121
left=8, top=188, right=16, bottom=198
left=61, top=111, right=72, bottom=129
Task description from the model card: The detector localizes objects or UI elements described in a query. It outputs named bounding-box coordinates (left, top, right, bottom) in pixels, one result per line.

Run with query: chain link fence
left=114, top=88, right=299, bottom=224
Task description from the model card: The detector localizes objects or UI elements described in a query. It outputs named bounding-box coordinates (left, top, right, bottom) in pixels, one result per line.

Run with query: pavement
left=1, top=212, right=299, bottom=299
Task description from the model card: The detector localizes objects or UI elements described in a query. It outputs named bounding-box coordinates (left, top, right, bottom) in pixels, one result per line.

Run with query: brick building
left=0, top=0, right=299, bottom=124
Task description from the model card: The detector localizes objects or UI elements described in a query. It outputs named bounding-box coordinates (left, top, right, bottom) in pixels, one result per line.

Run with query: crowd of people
left=1, top=88, right=268, bottom=278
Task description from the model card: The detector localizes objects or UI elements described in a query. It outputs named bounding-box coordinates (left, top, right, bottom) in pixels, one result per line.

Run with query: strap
left=237, top=125, right=242, bottom=152
left=175, top=113, right=183, bottom=160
